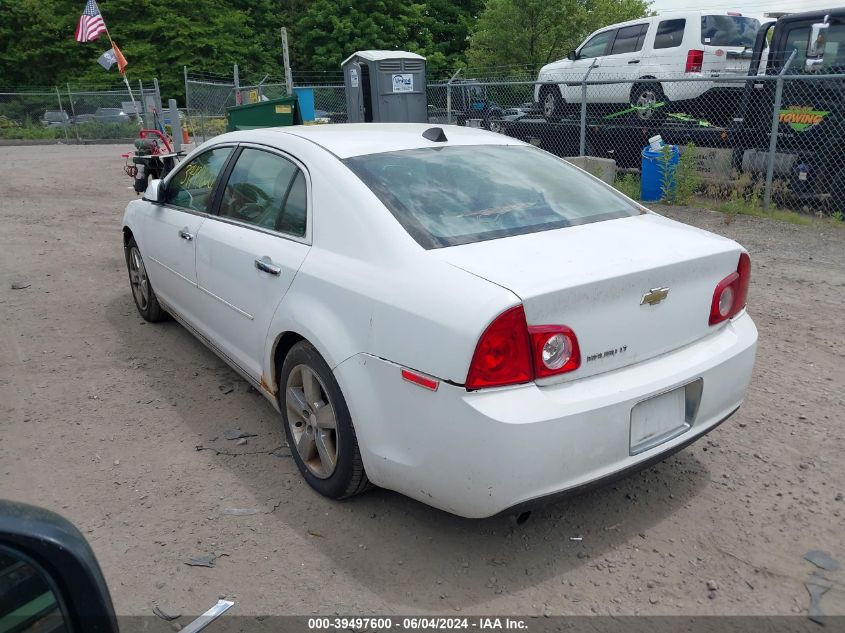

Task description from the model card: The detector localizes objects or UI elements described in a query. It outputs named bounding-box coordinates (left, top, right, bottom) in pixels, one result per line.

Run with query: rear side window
left=610, top=24, right=648, bottom=55
left=654, top=19, right=686, bottom=49
left=701, top=16, right=760, bottom=48
left=279, top=171, right=307, bottom=237
left=344, top=145, right=639, bottom=249
left=218, top=148, right=305, bottom=235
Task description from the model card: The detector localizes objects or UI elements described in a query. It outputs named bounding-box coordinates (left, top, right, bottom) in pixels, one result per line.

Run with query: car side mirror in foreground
left=567, top=50, right=578, bottom=61
left=0, top=500, right=119, bottom=633
left=143, top=179, right=164, bottom=204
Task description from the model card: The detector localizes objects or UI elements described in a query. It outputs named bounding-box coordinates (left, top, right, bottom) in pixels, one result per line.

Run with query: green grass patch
left=0, top=124, right=62, bottom=140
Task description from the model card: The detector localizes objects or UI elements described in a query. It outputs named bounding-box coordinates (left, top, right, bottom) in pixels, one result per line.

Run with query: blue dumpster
left=641, top=144, right=679, bottom=202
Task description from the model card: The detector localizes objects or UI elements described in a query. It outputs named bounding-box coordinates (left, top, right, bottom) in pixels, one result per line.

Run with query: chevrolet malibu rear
left=123, top=124, right=756, bottom=519
left=330, top=133, right=757, bottom=518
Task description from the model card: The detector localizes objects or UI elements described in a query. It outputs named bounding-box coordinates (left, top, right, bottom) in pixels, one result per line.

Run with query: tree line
left=1, top=0, right=649, bottom=99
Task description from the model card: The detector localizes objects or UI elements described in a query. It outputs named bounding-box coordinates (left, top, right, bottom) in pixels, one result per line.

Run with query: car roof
left=227, top=123, right=524, bottom=159
left=592, top=11, right=761, bottom=32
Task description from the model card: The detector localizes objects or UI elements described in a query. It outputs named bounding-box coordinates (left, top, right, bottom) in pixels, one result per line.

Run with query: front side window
left=800, top=22, right=845, bottom=69
left=165, top=147, right=233, bottom=212
left=219, top=148, right=306, bottom=235
left=654, top=19, right=686, bottom=49
left=580, top=30, right=615, bottom=58
left=610, top=24, right=648, bottom=55
left=345, top=145, right=639, bottom=249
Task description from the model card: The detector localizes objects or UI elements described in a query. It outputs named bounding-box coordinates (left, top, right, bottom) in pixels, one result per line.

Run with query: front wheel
left=125, top=238, right=166, bottom=322
left=630, top=82, right=667, bottom=122
left=281, top=341, right=369, bottom=499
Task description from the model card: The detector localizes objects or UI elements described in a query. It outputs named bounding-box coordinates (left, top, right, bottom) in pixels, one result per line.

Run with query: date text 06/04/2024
left=307, top=617, right=529, bottom=630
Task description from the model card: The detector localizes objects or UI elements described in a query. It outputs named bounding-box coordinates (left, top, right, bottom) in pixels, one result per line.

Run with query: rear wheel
left=541, top=87, right=564, bottom=121
left=630, top=82, right=667, bottom=122
left=125, top=238, right=165, bottom=322
left=281, top=341, right=369, bottom=499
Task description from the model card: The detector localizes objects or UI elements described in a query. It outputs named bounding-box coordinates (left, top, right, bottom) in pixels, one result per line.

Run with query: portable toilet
left=341, top=51, right=427, bottom=123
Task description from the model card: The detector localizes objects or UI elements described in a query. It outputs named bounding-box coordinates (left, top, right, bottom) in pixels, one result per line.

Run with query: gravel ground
left=0, top=144, right=843, bottom=621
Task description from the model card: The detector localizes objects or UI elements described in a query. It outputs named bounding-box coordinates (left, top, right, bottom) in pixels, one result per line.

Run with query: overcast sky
left=649, top=0, right=837, bottom=17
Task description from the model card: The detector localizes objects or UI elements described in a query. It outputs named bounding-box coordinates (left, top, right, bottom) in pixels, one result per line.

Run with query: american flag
left=75, top=0, right=107, bottom=43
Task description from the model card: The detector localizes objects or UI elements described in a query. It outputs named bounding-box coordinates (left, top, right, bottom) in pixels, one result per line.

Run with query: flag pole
left=101, top=19, right=140, bottom=127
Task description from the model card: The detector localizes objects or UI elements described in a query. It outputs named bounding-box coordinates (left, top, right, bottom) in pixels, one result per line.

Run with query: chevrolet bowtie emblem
left=641, top=287, right=670, bottom=306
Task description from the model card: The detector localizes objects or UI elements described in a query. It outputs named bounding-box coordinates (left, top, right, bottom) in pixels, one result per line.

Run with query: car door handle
left=628, top=59, right=640, bottom=64
left=254, top=257, right=281, bottom=276
left=178, top=228, right=194, bottom=241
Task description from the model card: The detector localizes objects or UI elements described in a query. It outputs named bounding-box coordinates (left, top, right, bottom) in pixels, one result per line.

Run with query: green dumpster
left=226, top=95, right=303, bottom=131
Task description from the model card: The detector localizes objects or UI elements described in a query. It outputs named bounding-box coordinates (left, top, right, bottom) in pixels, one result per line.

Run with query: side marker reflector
left=401, top=368, right=439, bottom=391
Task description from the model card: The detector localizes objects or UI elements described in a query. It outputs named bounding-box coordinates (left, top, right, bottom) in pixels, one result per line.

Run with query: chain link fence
left=7, top=63, right=845, bottom=217
left=0, top=81, right=160, bottom=142
left=179, top=63, right=845, bottom=217
left=183, top=69, right=290, bottom=143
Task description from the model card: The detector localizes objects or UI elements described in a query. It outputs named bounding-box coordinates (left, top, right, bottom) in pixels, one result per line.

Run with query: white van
left=535, top=11, right=763, bottom=120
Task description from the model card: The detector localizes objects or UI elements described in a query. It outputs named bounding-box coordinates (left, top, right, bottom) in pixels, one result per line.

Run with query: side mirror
left=567, top=50, right=578, bottom=61
left=0, top=500, right=118, bottom=633
left=143, top=178, right=164, bottom=203
left=808, top=22, right=829, bottom=58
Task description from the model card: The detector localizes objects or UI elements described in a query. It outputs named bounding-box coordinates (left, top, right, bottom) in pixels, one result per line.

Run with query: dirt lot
left=0, top=144, right=843, bottom=621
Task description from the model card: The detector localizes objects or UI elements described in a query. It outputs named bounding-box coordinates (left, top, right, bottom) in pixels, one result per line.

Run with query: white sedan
left=122, top=123, right=757, bottom=518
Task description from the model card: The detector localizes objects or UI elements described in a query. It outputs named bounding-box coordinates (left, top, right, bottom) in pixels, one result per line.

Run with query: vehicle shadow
left=105, top=293, right=712, bottom=612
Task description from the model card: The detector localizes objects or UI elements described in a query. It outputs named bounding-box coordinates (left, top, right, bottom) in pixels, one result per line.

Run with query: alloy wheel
left=128, top=246, right=149, bottom=311
left=543, top=92, right=557, bottom=119
left=286, top=364, right=338, bottom=479
left=635, top=90, right=658, bottom=120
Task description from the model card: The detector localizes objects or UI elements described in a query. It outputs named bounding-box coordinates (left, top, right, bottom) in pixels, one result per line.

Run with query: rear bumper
left=501, top=405, right=737, bottom=517
left=334, top=312, right=757, bottom=518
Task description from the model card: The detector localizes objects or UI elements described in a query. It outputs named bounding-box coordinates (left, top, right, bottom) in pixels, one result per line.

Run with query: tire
left=540, top=86, right=564, bottom=121
left=630, top=82, right=667, bottom=122
left=280, top=341, right=369, bottom=499
left=484, top=110, right=505, bottom=134
left=125, top=237, right=166, bottom=322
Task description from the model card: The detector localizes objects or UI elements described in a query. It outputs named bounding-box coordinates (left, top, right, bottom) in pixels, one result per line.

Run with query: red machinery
left=123, top=129, right=180, bottom=193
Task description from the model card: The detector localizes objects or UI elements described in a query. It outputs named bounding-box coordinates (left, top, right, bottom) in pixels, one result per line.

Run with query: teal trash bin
left=641, top=144, right=679, bottom=202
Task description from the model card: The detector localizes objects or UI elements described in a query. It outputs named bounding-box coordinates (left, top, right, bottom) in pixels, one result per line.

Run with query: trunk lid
left=431, top=214, right=745, bottom=384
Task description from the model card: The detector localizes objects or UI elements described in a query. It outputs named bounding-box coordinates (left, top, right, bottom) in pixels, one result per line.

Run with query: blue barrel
left=640, top=145, right=679, bottom=202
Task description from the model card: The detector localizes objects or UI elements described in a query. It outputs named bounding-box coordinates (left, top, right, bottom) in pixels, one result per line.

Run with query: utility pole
left=234, top=63, right=241, bottom=106
left=281, top=28, right=293, bottom=96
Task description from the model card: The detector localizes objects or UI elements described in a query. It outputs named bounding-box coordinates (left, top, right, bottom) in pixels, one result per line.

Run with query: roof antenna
left=422, top=127, right=448, bottom=142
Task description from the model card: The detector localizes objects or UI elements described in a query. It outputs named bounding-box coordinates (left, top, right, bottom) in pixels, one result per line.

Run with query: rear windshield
left=344, top=145, right=639, bottom=249
left=701, top=15, right=760, bottom=48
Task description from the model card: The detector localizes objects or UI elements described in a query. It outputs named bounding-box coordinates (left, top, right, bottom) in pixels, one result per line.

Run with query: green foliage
left=674, top=142, right=699, bottom=205
left=614, top=172, right=640, bottom=200
left=467, top=0, right=650, bottom=72
left=292, top=0, right=480, bottom=76
left=833, top=210, right=844, bottom=222
left=0, top=0, right=281, bottom=98
left=0, top=123, right=62, bottom=140
left=660, top=142, right=698, bottom=205
left=1, top=0, right=650, bottom=98
left=658, top=145, right=676, bottom=203
left=75, top=120, right=139, bottom=138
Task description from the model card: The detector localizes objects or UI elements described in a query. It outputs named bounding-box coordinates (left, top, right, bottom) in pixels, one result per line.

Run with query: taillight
left=709, top=252, right=751, bottom=325
left=466, top=306, right=533, bottom=390
left=466, top=306, right=580, bottom=390
left=686, top=49, right=704, bottom=73
left=528, top=325, right=581, bottom=378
